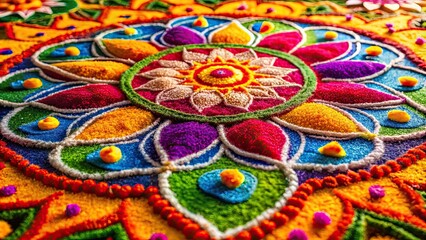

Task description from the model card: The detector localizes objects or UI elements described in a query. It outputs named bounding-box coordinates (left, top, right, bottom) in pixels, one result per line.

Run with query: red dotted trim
left=0, top=141, right=145, bottom=199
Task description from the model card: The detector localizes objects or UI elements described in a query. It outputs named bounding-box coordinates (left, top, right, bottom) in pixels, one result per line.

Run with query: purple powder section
left=163, top=26, right=205, bottom=45
left=159, top=122, right=218, bottom=160
left=314, top=61, right=386, bottom=79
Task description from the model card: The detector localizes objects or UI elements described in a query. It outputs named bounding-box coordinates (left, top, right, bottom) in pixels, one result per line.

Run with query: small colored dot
left=149, top=233, right=168, bottom=240
left=385, top=23, right=394, bottom=28
left=38, top=116, right=60, bottom=130
left=66, top=25, right=76, bottom=30
left=266, top=7, right=274, bottom=13
left=119, top=15, right=131, bottom=19
left=0, top=185, right=16, bottom=197
left=220, top=169, right=245, bottom=189
left=65, top=47, right=80, bottom=56
left=324, top=31, right=338, bottom=40
left=415, top=37, right=425, bottom=45
left=100, top=146, right=122, bottom=163
left=388, top=27, right=395, bottom=33
left=288, top=229, right=308, bottom=240
left=65, top=204, right=81, bottom=217
left=237, top=3, right=248, bottom=10
left=0, top=48, right=13, bottom=55
left=313, top=211, right=332, bottom=227
left=35, top=32, right=45, bottom=37
left=365, top=46, right=383, bottom=56
left=345, top=14, right=353, bottom=21
left=124, top=27, right=137, bottom=35
left=387, top=109, right=411, bottom=123
left=369, top=185, right=386, bottom=199
left=185, top=7, right=193, bottom=12
left=23, top=78, right=43, bottom=89
left=398, top=76, right=418, bottom=87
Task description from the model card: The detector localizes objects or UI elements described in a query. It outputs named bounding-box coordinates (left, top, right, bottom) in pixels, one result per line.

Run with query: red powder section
left=292, top=42, right=350, bottom=65
left=257, top=31, right=303, bottom=53
left=37, top=84, right=126, bottom=109
left=313, top=82, right=403, bottom=104
left=226, top=119, right=286, bottom=160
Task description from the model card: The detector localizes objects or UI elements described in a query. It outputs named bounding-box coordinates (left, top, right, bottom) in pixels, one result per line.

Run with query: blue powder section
left=6, top=70, right=59, bottom=101
left=198, top=169, right=257, bottom=204
left=18, top=116, right=77, bottom=142
left=344, top=109, right=376, bottom=133
left=102, top=25, right=166, bottom=40
left=351, top=42, right=399, bottom=65
left=297, top=137, right=375, bottom=165
left=306, top=29, right=357, bottom=43
left=86, top=141, right=155, bottom=171
left=168, top=16, right=230, bottom=33
left=183, top=143, right=222, bottom=166
left=341, top=42, right=359, bottom=60
left=10, top=58, right=35, bottom=73
left=372, top=66, right=425, bottom=92
left=364, top=82, right=394, bottom=94
left=282, top=127, right=302, bottom=160
left=48, top=42, right=93, bottom=59
left=141, top=131, right=161, bottom=164
left=364, top=106, right=426, bottom=129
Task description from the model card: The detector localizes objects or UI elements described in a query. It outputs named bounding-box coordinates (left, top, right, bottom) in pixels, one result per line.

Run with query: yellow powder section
left=334, top=178, right=413, bottom=216
left=103, top=39, right=158, bottom=62
left=215, top=1, right=256, bottom=14
left=10, top=25, right=72, bottom=42
left=52, top=61, right=130, bottom=81
left=391, top=158, right=426, bottom=183
left=370, top=235, right=398, bottom=240
left=125, top=199, right=186, bottom=239
left=211, top=22, right=252, bottom=44
left=280, top=103, right=359, bottom=133
left=170, top=4, right=214, bottom=15
left=75, top=106, right=155, bottom=141
left=35, top=193, right=122, bottom=240
left=100, top=9, right=166, bottom=25
left=0, top=40, right=37, bottom=62
left=256, top=3, right=293, bottom=17
left=0, top=220, right=12, bottom=239
left=266, top=189, right=343, bottom=240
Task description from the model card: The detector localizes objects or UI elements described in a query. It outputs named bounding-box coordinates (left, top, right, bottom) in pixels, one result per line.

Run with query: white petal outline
left=223, top=90, right=253, bottom=110
left=246, top=86, right=281, bottom=99
left=158, top=60, right=190, bottom=70
left=134, top=77, right=183, bottom=91
left=255, top=66, right=296, bottom=77
left=255, top=77, right=302, bottom=87
left=363, top=2, right=381, bottom=11
left=207, top=48, right=235, bottom=61
left=400, top=2, right=422, bottom=12
left=234, top=49, right=257, bottom=62
left=156, top=86, right=194, bottom=103
left=383, top=3, right=400, bottom=12
left=182, top=48, right=208, bottom=63
left=190, top=90, right=224, bottom=112
left=137, top=68, right=182, bottom=79
left=249, top=57, right=276, bottom=67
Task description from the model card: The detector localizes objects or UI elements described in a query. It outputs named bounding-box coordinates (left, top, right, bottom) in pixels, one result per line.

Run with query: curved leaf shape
left=292, top=42, right=351, bottom=65
left=257, top=31, right=303, bottom=53
left=314, top=61, right=386, bottom=80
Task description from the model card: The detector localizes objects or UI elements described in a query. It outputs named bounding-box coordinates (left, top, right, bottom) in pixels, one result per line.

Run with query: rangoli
left=0, top=1, right=426, bottom=240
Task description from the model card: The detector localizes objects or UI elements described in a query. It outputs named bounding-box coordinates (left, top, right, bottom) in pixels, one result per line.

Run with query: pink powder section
left=257, top=31, right=303, bottom=53
left=292, top=42, right=350, bottom=65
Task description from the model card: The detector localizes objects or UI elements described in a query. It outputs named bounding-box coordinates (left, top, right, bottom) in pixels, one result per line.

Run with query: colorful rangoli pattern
left=0, top=1, right=426, bottom=240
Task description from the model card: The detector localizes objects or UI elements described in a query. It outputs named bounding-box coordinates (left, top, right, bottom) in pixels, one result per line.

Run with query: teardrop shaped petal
left=52, top=61, right=130, bottom=81
left=182, top=48, right=208, bottom=63
left=234, top=50, right=257, bottom=62
left=292, top=42, right=351, bottom=65
left=255, top=66, right=295, bottom=77
left=249, top=57, right=276, bottom=67
left=313, top=82, right=404, bottom=106
left=246, top=87, right=279, bottom=99
left=139, top=68, right=182, bottom=79
left=75, top=106, right=155, bottom=141
left=136, top=77, right=181, bottom=91
left=207, top=48, right=235, bottom=61
left=191, top=90, right=223, bottom=112
left=314, top=61, right=386, bottom=80
left=225, top=119, right=287, bottom=160
left=223, top=90, right=252, bottom=109
left=102, top=39, right=159, bottom=62
left=158, top=60, right=190, bottom=70
left=256, top=77, right=300, bottom=87
left=163, top=26, right=206, bottom=45
left=157, top=86, right=193, bottom=102
left=210, top=21, right=254, bottom=45
left=257, top=31, right=303, bottom=53
left=159, top=122, right=218, bottom=161
left=37, top=84, right=126, bottom=110
left=279, top=103, right=360, bottom=133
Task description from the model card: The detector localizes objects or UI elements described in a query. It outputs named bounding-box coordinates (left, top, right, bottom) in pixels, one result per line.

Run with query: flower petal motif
left=249, top=57, right=276, bottom=67
left=256, top=77, right=301, bottom=87
left=255, top=66, right=295, bottom=77
left=292, top=42, right=351, bottom=65
left=314, top=61, right=387, bottom=80
left=138, top=68, right=182, bottom=79
left=102, top=39, right=159, bottom=62
left=234, top=50, right=257, bottom=62
left=257, top=31, right=303, bottom=53
left=210, top=21, right=254, bottom=45
left=223, top=90, right=252, bottom=109
left=246, top=86, right=280, bottom=99
left=224, top=119, right=287, bottom=161
left=191, top=90, right=223, bottom=112
left=162, top=26, right=206, bottom=46
left=135, top=77, right=182, bottom=91
left=313, top=82, right=404, bottom=106
left=51, top=61, right=130, bottom=81
left=157, top=121, right=218, bottom=161
left=36, top=84, right=126, bottom=111
left=182, top=48, right=208, bottom=63
left=207, top=48, right=235, bottom=61
left=158, top=60, right=190, bottom=70
left=156, top=86, right=194, bottom=103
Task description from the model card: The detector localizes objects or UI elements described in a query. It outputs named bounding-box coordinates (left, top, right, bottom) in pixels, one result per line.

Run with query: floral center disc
left=121, top=44, right=316, bottom=123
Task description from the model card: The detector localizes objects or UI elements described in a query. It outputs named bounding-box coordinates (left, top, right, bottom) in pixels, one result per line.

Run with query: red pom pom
left=153, top=200, right=170, bottom=214
left=131, top=184, right=145, bottom=197
left=82, top=179, right=97, bottom=193
left=160, top=206, right=176, bottom=219
left=260, top=220, right=276, bottom=233
left=370, top=165, right=384, bottom=178
left=322, top=176, right=338, bottom=188
left=193, top=230, right=210, bottom=240
left=272, top=212, right=288, bottom=226
left=336, top=174, right=351, bottom=186
left=183, top=223, right=200, bottom=239
left=148, top=194, right=162, bottom=205
left=287, top=197, right=305, bottom=208
left=358, top=170, right=371, bottom=180
left=305, top=178, right=323, bottom=190
left=347, top=170, right=361, bottom=182
left=95, top=182, right=109, bottom=196
left=250, top=226, right=265, bottom=240
left=280, top=205, right=300, bottom=218
left=144, top=186, right=159, bottom=197
left=235, top=230, right=251, bottom=240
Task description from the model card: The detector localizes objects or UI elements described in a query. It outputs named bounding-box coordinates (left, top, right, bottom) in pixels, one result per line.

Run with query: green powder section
left=0, top=208, right=38, bottom=240
left=304, top=30, right=318, bottom=46
left=64, top=223, right=129, bottom=240
left=61, top=145, right=106, bottom=174
left=8, top=106, right=52, bottom=137
left=242, top=20, right=296, bottom=36
left=168, top=157, right=289, bottom=232
left=344, top=210, right=426, bottom=240
left=405, top=87, right=426, bottom=107
left=0, top=71, right=55, bottom=103
left=379, top=105, right=426, bottom=136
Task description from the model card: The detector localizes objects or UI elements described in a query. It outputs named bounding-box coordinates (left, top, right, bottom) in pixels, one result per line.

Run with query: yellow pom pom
left=324, top=31, right=338, bottom=40
left=220, top=169, right=245, bottom=189
left=22, top=78, right=43, bottom=89
left=366, top=46, right=383, bottom=56
left=124, top=28, right=137, bottom=35
left=0, top=220, right=12, bottom=239
left=100, top=146, right=122, bottom=163
left=318, top=141, right=346, bottom=158
left=64, top=47, right=80, bottom=56
left=193, top=16, right=209, bottom=28
left=38, top=116, right=60, bottom=130
left=387, top=110, right=411, bottom=123
left=398, top=76, right=418, bottom=87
